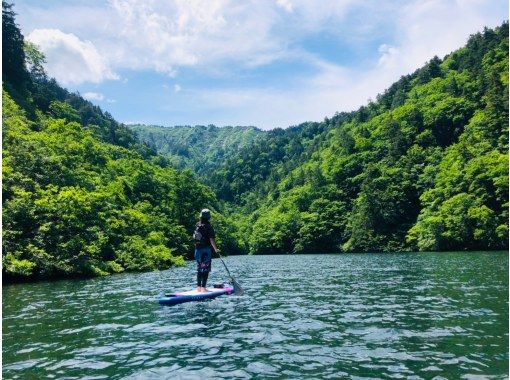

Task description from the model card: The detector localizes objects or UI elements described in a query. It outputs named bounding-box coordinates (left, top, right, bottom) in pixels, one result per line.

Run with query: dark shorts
left=195, top=246, right=212, bottom=273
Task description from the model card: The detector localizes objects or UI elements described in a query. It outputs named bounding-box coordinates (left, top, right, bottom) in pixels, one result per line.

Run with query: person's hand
left=215, top=248, right=221, bottom=254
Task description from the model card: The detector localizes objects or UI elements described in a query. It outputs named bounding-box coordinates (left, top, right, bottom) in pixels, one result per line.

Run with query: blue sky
left=14, top=0, right=508, bottom=129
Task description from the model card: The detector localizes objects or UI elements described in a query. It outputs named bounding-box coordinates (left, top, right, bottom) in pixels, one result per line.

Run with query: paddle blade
left=232, top=279, right=244, bottom=296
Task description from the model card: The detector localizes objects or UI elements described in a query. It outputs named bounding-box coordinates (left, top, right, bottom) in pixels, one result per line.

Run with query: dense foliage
left=137, top=116, right=355, bottom=205
left=2, top=2, right=242, bottom=281
left=125, top=24, right=508, bottom=255
left=209, top=117, right=353, bottom=204
left=129, top=124, right=262, bottom=179
left=233, top=24, right=508, bottom=254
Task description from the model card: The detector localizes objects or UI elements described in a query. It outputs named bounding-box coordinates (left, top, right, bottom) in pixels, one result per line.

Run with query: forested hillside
left=140, top=24, right=508, bottom=255
left=135, top=116, right=355, bottom=204
left=129, top=124, right=262, bottom=178
left=233, top=24, right=509, bottom=254
left=2, top=2, right=243, bottom=282
left=210, top=117, right=352, bottom=204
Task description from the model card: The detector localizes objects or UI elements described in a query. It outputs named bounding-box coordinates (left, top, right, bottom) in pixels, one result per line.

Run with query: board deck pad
left=175, top=288, right=229, bottom=296
left=159, top=284, right=234, bottom=306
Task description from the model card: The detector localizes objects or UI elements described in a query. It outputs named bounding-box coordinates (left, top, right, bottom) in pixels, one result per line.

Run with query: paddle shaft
left=216, top=250, right=234, bottom=280
left=215, top=250, right=243, bottom=295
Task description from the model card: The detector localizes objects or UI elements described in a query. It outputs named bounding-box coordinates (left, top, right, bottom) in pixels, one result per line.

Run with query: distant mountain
left=128, top=124, right=262, bottom=178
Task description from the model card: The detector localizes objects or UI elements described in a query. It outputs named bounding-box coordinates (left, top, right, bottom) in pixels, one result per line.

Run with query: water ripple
left=3, top=252, right=508, bottom=379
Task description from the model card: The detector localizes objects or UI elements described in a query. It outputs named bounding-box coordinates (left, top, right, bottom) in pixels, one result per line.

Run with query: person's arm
left=210, top=238, right=220, bottom=253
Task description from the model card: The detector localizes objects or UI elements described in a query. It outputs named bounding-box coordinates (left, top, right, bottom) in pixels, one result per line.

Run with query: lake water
left=3, top=252, right=508, bottom=379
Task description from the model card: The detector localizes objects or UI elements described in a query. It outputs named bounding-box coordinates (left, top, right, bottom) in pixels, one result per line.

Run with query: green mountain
left=228, top=24, right=508, bottom=254
left=128, top=124, right=262, bottom=178
left=2, top=3, right=243, bottom=282
left=209, top=116, right=353, bottom=204
left=128, top=21, right=510, bottom=257
left=138, top=23, right=509, bottom=255
left=130, top=119, right=348, bottom=204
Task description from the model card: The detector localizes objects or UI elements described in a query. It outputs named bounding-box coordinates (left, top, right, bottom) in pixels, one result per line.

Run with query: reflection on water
left=3, top=252, right=509, bottom=379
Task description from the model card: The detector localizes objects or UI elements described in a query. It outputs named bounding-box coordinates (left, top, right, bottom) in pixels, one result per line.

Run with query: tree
left=2, top=1, right=28, bottom=87
left=24, top=41, right=46, bottom=80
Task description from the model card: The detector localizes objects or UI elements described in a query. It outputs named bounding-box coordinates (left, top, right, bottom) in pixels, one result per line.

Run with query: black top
left=196, top=221, right=215, bottom=248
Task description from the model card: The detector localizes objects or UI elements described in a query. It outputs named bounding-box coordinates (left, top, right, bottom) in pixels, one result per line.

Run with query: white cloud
left=17, top=0, right=508, bottom=127
left=83, top=92, right=105, bottom=101
left=276, top=0, right=293, bottom=13
left=174, top=84, right=182, bottom=93
left=20, top=0, right=505, bottom=84
left=365, top=0, right=510, bottom=98
left=102, top=0, right=283, bottom=74
left=17, top=1, right=365, bottom=90
left=377, top=44, right=400, bottom=69
left=27, top=29, right=118, bottom=85
left=180, top=0, right=508, bottom=129
left=19, top=0, right=291, bottom=77
left=395, top=0, right=502, bottom=70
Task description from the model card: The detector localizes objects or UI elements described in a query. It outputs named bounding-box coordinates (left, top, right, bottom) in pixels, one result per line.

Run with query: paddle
left=215, top=250, right=244, bottom=296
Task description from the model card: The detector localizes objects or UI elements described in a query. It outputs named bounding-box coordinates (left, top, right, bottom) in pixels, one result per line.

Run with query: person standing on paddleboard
left=193, top=209, right=220, bottom=292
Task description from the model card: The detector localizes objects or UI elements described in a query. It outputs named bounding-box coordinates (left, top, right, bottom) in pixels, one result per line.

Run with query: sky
left=13, top=0, right=509, bottom=129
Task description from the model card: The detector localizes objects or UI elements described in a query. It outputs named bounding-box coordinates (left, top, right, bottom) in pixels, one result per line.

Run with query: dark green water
left=3, top=252, right=508, bottom=379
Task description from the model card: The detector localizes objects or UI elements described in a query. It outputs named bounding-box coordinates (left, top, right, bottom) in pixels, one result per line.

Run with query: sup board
left=159, top=284, right=234, bottom=306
